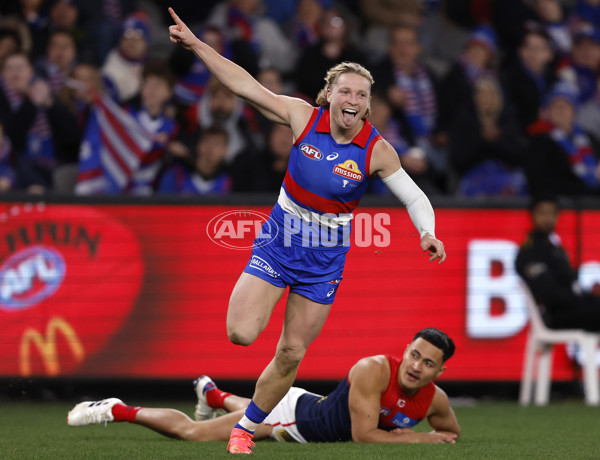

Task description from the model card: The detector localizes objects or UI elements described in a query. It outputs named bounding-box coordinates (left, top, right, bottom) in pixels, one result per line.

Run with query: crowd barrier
left=1, top=194, right=599, bottom=382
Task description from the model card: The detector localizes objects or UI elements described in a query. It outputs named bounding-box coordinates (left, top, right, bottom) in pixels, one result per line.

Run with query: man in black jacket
left=515, top=196, right=600, bottom=331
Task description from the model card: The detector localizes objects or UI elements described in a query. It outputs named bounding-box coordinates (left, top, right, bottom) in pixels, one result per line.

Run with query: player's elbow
left=351, top=428, right=374, bottom=443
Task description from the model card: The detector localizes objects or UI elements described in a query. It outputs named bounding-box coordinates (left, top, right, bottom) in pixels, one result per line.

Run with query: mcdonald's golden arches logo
left=19, top=316, right=85, bottom=377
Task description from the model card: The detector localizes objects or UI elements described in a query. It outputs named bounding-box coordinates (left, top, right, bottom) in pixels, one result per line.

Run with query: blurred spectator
left=366, top=90, right=418, bottom=194
left=241, top=122, right=292, bottom=193
left=516, top=195, right=600, bottom=332
left=502, top=22, right=557, bottom=133
left=0, top=28, right=22, bottom=68
left=102, top=12, right=150, bottom=103
left=46, top=0, right=94, bottom=63
left=157, top=125, right=231, bottom=195
left=524, top=82, right=600, bottom=196
left=417, top=1, right=471, bottom=78
left=184, top=78, right=261, bottom=163
left=0, top=51, right=80, bottom=193
left=0, top=14, right=33, bottom=57
left=295, top=7, right=367, bottom=103
left=126, top=61, right=178, bottom=195
left=169, top=26, right=232, bottom=109
left=0, top=121, right=16, bottom=192
left=437, top=25, right=498, bottom=142
left=206, top=0, right=297, bottom=74
left=291, top=0, right=327, bottom=49
left=532, top=0, right=572, bottom=57
left=556, top=22, right=600, bottom=104
left=61, top=62, right=110, bottom=130
left=8, top=0, right=50, bottom=60
left=372, top=25, right=445, bottom=193
left=570, top=0, right=600, bottom=27
left=360, top=0, right=422, bottom=28
left=449, top=76, right=528, bottom=198
left=75, top=60, right=177, bottom=195
left=35, top=29, right=77, bottom=96
left=577, top=75, right=600, bottom=138
left=78, top=0, right=138, bottom=65
left=252, top=66, right=286, bottom=140
left=360, top=0, right=423, bottom=60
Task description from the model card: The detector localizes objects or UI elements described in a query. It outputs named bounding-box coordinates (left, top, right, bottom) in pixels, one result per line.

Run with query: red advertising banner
left=0, top=202, right=596, bottom=381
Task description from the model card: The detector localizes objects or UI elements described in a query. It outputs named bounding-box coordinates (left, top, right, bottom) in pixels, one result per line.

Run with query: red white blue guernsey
left=246, top=107, right=382, bottom=302
left=272, top=107, right=382, bottom=247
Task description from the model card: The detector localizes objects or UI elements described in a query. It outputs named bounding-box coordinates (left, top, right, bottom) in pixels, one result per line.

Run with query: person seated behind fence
left=448, top=76, right=528, bottom=198
left=157, top=125, right=231, bottom=195
left=524, top=81, right=600, bottom=197
left=515, top=195, right=600, bottom=332
left=66, top=328, right=460, bottom=445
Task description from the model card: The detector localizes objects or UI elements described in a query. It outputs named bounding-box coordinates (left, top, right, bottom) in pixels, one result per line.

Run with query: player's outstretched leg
left=194, top=375, right=231, bottom=421
left=67, top=398, right=123, bottom=426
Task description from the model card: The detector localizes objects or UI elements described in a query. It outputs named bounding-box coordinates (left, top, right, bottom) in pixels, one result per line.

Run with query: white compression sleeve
left=381, top=168, right=435, bottom=238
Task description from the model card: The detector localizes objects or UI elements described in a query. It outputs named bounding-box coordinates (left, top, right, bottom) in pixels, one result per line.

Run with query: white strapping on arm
left=381, top=168, right=435, bottom=238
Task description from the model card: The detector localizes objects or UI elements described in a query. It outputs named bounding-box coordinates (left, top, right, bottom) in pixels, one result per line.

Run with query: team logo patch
left=300, top=143, right=323, bottom=161
left=333, top=160, right=364, bottom=182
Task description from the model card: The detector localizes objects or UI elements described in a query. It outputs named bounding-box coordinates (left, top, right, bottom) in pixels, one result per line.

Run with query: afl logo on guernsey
left=300, top=143, right=323, bottom=161
left=333, top=160, right=364, bottom=182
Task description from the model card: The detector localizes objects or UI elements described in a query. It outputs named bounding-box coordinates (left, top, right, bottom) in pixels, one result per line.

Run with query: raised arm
left=348, top=356, right=456, bottom=444
left=369, top=139, right=446, bottom=264
left=168, top=7, right=312, bottom=133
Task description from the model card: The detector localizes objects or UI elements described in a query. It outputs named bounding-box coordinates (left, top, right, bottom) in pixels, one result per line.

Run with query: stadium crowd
left=1, top=0, right=600, bottom=199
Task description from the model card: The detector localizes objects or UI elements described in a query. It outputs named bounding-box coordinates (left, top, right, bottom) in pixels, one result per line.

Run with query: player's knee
left=227, top=326, right=257, bottom=346
left=276, top=344, right=306, bottom=371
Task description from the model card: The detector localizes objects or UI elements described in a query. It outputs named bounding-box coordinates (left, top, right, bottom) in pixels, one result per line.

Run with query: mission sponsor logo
left=299, top=143, right=323, bottom=161
left=333, top=160, right=364, bottom=181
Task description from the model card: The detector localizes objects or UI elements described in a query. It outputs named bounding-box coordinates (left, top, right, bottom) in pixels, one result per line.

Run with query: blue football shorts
left=243, top=237, right=346, bottom=305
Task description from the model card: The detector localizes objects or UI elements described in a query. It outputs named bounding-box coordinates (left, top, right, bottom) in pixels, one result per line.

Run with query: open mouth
left=406, top=372, right=419, bottom=382
left=341, top=108, right=357, bottom=125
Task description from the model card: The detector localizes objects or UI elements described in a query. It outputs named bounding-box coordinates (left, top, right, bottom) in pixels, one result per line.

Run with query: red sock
left=205, top=388, right=232, bottom=410
left=111, top=403, right=142, bottom=423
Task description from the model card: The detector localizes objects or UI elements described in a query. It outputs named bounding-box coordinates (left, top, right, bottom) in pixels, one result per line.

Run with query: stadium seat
left=519, top=282, right=600, bottom=406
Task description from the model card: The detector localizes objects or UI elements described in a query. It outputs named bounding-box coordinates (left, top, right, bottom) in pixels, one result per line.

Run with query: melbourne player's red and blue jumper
left=244, top=107, right=382, bottom=304
left=294, top=354, right=436, bottom=442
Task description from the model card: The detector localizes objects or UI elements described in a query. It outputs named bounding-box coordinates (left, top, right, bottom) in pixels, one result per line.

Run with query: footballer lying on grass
left=67, top=328, right=460, bottom=447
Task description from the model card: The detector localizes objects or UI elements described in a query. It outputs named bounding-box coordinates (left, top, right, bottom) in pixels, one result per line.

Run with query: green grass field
left=0, top=400, right=599, bottom=459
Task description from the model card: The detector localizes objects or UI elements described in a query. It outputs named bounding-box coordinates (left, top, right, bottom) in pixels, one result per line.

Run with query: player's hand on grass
left=426, top=431, right=457, bottom=444
left=420, top=233, right=446, bottom=264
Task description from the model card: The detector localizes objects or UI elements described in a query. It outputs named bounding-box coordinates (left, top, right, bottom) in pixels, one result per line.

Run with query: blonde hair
left=315, top=62, right=374, bottom=119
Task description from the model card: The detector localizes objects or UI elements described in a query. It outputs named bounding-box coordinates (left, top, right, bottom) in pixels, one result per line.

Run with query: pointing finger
left=168, top=7, right=183, bottom=26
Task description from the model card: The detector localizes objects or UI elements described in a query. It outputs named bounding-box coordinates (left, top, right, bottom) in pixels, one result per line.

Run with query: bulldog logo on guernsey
left=0, top=246, right=65, bottom=310
left=333, top=160, right=364, bottom=181
left=299, top=143, right=323, bottom=161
